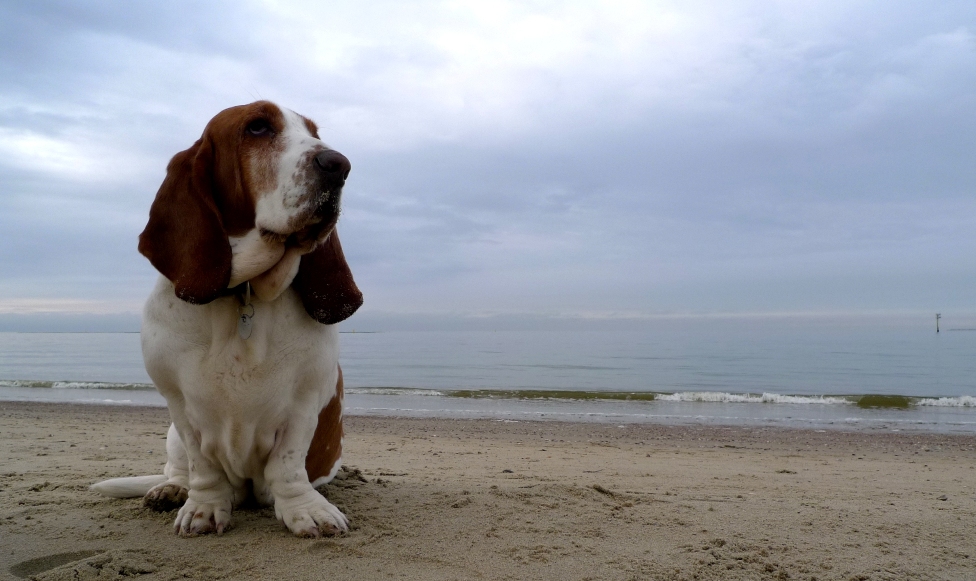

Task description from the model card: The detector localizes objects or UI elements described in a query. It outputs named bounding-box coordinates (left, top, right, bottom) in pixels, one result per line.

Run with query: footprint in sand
left=8, top=550, right=156, bottom=580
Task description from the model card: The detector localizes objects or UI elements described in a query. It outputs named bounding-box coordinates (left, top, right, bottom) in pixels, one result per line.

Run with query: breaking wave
left=4, top=380, right=975, bottom=410
left=654, top=392, right=851, bottom=405
left=0, top=379, right=154, bottom=391
left=915, top=396, right=976, bottom=407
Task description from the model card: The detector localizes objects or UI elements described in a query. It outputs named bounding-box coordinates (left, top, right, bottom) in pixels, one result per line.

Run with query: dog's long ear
left=293, top=230, right=363, bottom=324
left=138, top=138, right=232, bottom=304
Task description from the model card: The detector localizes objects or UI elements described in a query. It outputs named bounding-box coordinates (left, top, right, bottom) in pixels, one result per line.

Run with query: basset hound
left=91, top=101, right=362, bottom=538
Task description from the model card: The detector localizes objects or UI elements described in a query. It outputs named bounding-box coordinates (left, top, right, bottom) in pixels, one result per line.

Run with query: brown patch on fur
left=302, top=116, right=320, bottom=138
left=198, top=100, right=286, bottom=235
left=292, top=231, right=363, bottom=324
left=138, top=139, right=233, bottom=304
left=139, top=101, right=292, bottom=303
left=306, top=367, right=344, bottom=483
left=240, top=103, right=286, bottom=209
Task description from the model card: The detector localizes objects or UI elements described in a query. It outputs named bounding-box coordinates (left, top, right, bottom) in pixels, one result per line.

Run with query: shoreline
left=4, top=387, right=976, bottom=436
left=3, top=401, right=976, bottom=580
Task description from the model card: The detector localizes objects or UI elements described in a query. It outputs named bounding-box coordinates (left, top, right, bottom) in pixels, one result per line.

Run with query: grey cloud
left=1, top=1, right=975, bottom=322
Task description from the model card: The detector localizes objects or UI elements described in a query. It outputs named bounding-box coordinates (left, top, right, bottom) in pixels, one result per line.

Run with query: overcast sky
left=1, top=1, right=974, bottom=327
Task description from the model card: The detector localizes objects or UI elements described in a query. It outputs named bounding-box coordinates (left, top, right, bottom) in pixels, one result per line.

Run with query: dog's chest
left=142, top=278, right=340, bottom=477
left=144, top=280, right=337, bottom=387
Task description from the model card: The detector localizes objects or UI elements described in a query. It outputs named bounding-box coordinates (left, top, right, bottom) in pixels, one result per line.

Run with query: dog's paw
left=274, top=492, right=348, bottom=538
left=174, top=497, right=232, bottom=537
left=143, top=482, right=188, bottom=512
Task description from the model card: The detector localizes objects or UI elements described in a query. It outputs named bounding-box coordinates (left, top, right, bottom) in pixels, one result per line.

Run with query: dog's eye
left=246, top=119, right=273, bottom=137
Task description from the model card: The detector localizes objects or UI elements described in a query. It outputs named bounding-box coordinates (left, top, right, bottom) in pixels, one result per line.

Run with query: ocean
left=1, top=317, right=975, bottom=433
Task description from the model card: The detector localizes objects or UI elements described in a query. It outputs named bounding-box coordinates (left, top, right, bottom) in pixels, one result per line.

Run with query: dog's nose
left=314, top=150, right=351, bottom=184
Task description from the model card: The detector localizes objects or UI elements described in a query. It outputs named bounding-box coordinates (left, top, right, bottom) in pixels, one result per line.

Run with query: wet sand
left=2, top=401, right=975, bottom=580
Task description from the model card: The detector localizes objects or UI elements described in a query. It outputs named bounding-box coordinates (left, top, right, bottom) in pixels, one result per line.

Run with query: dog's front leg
left=265, top=417, right=348, bottom=537
left=143, top=423, right=190, bottom=511
left=168, top=418, right=236, bottom=536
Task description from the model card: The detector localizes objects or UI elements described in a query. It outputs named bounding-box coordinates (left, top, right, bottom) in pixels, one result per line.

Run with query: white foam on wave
left=53, top=381, right=153, bottom=390
left=0, top=379, right=154, bottom=390
left=0, top=380, right=50, bottom=388
left=915, top=396, right=976, bottom=407
left=655, top=391, right=852, bottom=405
left=346, top=387, right=446, bottom=397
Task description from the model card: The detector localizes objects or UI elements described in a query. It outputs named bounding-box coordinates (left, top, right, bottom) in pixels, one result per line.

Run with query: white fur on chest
left=141, top=276, right=339, bottom=482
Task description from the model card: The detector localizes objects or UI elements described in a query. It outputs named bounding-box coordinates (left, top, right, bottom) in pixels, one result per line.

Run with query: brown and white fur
left=90, top=101, right=362, bottom=538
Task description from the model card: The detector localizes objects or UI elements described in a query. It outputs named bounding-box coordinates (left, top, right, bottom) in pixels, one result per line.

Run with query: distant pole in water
left=936, top=313, right=941, bottom=333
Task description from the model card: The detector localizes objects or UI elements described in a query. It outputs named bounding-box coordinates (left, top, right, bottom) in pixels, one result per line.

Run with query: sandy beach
left=1, top=402, right=975, bottom=580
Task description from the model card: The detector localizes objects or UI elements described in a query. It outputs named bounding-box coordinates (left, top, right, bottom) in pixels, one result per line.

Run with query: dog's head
left=138, top=101, right=362, bottom=324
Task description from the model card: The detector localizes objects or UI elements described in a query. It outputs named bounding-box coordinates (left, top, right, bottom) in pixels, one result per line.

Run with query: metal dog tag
left=238, top=306, right=254, bottom=340
left=237, top=282, right=254, bottom=340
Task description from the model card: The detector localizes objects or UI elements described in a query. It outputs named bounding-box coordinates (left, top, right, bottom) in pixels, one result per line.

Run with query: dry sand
left=1, top=401, right=975, bottom=580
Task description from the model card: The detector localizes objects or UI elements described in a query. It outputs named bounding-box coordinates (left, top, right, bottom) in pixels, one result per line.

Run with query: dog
left=91, top=101, right=362, bottom=538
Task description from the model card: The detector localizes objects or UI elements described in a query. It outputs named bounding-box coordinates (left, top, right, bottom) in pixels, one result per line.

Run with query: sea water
left=1, top=317, right=974, bottom=432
